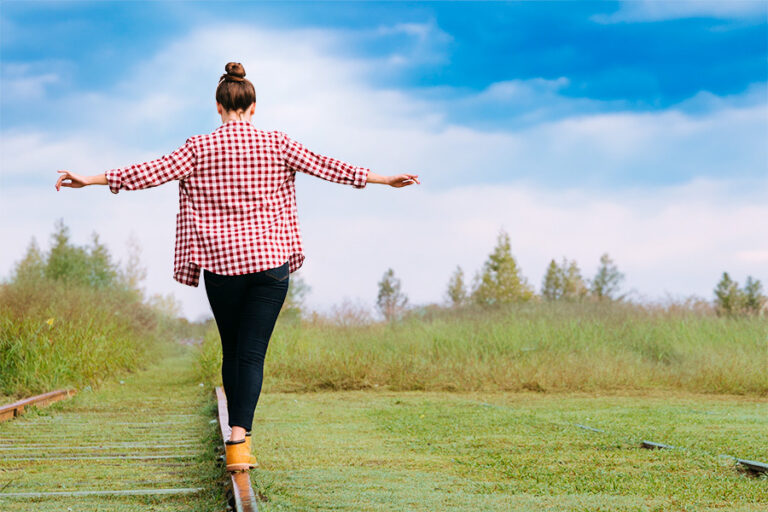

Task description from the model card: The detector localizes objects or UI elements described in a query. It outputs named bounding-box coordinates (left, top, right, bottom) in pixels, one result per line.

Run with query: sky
left=1, top=0, right=766, bottom=321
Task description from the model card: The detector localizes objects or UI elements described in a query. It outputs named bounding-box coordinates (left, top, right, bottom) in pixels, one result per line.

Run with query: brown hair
left=216, top=62, right=256, bottom=112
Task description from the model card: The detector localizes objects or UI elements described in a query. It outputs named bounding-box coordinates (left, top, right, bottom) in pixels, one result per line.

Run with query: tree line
left=714, top=272, right=766, bottom=316
left=376, top=228, right=766, bottom=321
left=9, top=218, right=183, bottom=314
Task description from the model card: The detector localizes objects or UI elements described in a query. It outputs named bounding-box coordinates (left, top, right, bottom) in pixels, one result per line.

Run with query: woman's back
left=102, top=118, right=376, bottom=286
left=172, top=119, right=369, bottom=286
left=186, top=121, right=296, bottom=240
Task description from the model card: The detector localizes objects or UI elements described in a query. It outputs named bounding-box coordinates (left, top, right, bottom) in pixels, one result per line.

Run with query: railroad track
left=215, top=386, right=261, bottom=512
left=0, top=355, right=220, bottom=511
left=0, top=389, right=76, bottom=422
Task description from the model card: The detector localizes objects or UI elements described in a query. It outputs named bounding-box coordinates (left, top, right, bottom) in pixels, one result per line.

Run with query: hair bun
left=225, top=62, right=246, bottom=79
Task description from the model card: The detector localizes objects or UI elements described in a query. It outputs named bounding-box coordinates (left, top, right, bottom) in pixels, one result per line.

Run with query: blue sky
left=1, top=1, right=767, bottom=320
left=4, top=1, right=766, bottom=102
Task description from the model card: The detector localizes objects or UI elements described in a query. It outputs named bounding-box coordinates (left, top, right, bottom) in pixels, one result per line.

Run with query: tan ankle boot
left=244, top=432, right=258, bottom=468
left=225, top=439, right=252, bottom=472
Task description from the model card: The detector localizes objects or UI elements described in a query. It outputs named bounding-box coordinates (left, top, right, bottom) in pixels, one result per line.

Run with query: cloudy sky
left=1, top=1, right=766, bottom=321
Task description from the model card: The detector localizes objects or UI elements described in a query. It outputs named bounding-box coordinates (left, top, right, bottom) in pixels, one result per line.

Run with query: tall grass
left=0, top=276, right=180, bottom=397
left=197, top=301, right=768, bottom=395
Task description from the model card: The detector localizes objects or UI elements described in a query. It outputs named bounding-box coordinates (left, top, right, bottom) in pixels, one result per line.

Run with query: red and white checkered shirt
left=106, top=120, right=369, bottom=286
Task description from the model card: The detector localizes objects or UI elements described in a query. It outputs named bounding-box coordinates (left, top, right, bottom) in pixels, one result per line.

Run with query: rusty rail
left=215, top=387, right=259, bottom=512
left=0, top=389, right=76, bottom=422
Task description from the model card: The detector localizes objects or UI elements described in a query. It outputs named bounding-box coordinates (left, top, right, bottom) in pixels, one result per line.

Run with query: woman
left=55, top=61, right=419, bottom=471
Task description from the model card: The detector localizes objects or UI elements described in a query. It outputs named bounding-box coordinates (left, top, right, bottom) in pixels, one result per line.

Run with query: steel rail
left=735, top=458, right=768, bottom=475
left=215, top=387, right=259, bottom=512
left=641, top=440, right=676, bottom=450
left=479, top=401, right=767, bottom=477
left=0, top=488, right=203, bottom=498
left=2, top=454, right=197, bottom=462
left=0, top=389, right=76, bottom=422
left=577, top=422, right=768, bottom=475
left=0, top=442, right=196, bottom=451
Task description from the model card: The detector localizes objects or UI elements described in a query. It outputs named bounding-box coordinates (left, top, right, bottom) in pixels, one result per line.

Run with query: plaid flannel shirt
left=105, top=120, right=369, bottom=286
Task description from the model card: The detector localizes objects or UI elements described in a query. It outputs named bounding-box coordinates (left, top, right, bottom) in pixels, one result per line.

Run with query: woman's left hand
left=56, top=170, right=90, bottom=191
left=387, top=174, right=420, bottom=188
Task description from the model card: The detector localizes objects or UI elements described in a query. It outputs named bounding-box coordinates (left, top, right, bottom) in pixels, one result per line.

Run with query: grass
left=198, top=301, right=768, bottom=395
left=0, top=276, right=196, bottom=398
left=192, top=301, right=767, bottom=510
left=246, top=390, right=768, bottom=511
left=0, top=345, right=227, bottom=511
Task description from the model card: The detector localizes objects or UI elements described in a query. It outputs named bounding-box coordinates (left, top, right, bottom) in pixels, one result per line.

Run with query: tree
left=147, top=292, right=182, bottom=318
left=445, top=265, right=468, bottom=307
left=42, top=218, right=120, bottom=289
left=377, top=268, right=408, bottom=321
left=590, top=253, right=624, bottom=301
left=543, top=258, right=588, bottom=301
left=541, top=259, right=563, bottom=301
left=471, top=229, right=534, bottom=306
left=562, top=259, right=588, bottom=300
left=116, top=232, right=148, bottom=300
left=45, top=218, right=90, bottom=284
left=714, top=272, right=743, bottom=316
left=281, top=273, right=311, bottom=322
left=742, top=276, right=767, bottom=315
left=86, top=232, right=119, bottom=289
left=9, top=237, right=46, bottom=283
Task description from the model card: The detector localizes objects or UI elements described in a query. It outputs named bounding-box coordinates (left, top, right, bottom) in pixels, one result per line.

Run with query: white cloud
left=1, top=23, right=766, bottom=321
left=0, top=131, right=163, bottom=179
left=592, top=0, right=766, bottom=24
left=1, top=62, right=61, bottom=100
left=372, top=19, right=453, bottom=66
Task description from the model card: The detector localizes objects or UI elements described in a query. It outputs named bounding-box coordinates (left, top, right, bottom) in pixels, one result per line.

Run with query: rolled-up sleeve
left=106, top=138, right=196, bottom=194
left=280, top=132, right=369, bottom=189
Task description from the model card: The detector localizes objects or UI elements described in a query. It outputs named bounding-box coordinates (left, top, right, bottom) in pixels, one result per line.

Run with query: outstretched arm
left=56, top=139, right=196, bottom=193
left=281, top=132, right=419, bottom=189
left=56, top=171, right=107, bottom=190
left=366, top=171, right=420, bottom=187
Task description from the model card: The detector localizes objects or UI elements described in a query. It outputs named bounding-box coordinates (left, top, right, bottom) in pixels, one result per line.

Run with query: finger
left=56, top=171, right=69, bottom=191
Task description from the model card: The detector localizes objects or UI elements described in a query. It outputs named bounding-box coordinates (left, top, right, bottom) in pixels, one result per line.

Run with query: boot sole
left=226, top=463, right=252, bottom=472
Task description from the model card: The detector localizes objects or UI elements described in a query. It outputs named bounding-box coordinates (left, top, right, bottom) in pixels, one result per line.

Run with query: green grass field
left=248, top=390, right=767, bottom=511
left=3, top=294, right=766, bottom=511
left=199, top=302, right=768, bottom=396
left=192, top=301, right=768, bottom=509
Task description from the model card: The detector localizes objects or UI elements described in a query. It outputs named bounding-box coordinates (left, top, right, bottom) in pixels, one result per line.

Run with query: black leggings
left=203, top=261, right=290, bottom=431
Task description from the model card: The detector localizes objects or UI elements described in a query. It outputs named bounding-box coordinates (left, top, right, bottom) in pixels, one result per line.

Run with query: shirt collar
left=216, top=120, right=253, bottom=131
